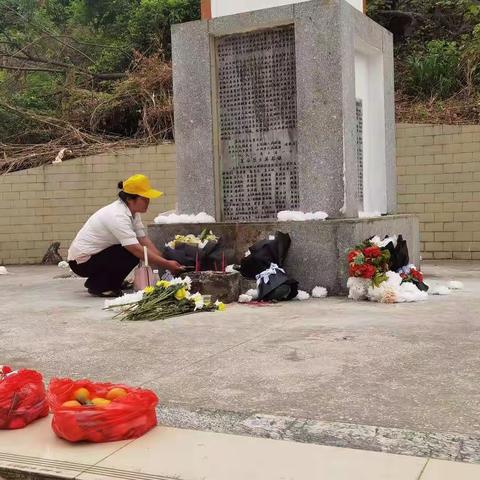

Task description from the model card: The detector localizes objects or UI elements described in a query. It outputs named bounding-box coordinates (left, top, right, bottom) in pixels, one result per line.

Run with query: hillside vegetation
left=368, top=0, right=480, bottom=123
left=0, top=0, right=198, bottom=170
left=0, top=0, right=478, bottom=170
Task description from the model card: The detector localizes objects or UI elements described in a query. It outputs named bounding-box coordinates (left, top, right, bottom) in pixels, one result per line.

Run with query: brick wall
left=397, top=124, right=480, bottom=260
left=0, top=145, right=176, bottom=264
left=2, top=126, right=480, bottom=264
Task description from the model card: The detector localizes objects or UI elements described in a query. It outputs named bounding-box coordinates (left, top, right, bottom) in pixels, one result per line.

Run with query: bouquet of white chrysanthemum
left=105, top=276, right=225, bottom=321
left=165, top=229, right=218, bottom=250
left=164, top=229, right=226, bottom=272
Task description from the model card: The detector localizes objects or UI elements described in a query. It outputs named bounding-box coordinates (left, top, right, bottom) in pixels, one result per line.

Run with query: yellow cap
left=122, top=174, right=163, bottom=199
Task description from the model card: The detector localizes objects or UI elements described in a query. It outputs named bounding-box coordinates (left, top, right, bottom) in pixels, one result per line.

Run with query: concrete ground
left=1, top=261, right=479, bottom=462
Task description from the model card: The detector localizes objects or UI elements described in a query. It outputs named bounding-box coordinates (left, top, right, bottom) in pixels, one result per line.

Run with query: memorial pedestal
left=149, top=215, right=419, bottom=295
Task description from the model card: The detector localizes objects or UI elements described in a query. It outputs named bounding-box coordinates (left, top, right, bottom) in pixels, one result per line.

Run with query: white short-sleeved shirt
left=68, top=199, right=146, bottom=263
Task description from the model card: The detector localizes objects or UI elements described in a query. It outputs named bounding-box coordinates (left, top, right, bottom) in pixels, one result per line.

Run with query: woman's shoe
left=87, top=288, right=123, bottom=298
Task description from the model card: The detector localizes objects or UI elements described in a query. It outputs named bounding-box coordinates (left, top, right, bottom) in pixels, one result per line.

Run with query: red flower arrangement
left=349, top=263, right=376, bottom=279
left=400, top=267, right=424, bottom=284
left=348, top=250, right=361, bottom=263
left=413, top=270, right=423, bottom=282
left=347, top=241, right=391, bottom=287
left=363, top=246, right=382, bottom=258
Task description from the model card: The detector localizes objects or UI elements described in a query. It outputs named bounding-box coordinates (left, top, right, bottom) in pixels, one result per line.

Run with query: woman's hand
left=125, top=243, right=185, bottom=274
left=166, top=260, right=185, bottom=275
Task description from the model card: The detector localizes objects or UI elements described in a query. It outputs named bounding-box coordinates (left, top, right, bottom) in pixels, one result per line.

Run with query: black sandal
left=88, top=289, right=123, bottom=298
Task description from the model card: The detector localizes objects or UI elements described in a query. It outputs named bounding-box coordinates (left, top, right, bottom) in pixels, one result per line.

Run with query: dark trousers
left=69, top=245, right=139, bottom=293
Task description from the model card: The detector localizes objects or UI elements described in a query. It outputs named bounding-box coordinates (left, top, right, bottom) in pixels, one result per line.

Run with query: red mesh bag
left=47, top=378, right=158, bottom=443
left=0, top=367, right=49, bottom=430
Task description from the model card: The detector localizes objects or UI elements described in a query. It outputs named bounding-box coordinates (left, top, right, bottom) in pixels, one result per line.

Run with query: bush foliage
left=369, top=0, right=480, bottom=122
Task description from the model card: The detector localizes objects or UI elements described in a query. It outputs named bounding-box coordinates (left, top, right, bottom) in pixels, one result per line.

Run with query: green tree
left=128, top=0, right=200, bottom=56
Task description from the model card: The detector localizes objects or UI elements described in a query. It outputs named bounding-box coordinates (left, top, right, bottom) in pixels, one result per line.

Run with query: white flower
left=312, top=286, right=328, bottom=298
left=367, top=271, right=428, bottom=303
left=378, top=286, right=397, bottom=304
left=0, top=266, right=9, bottom=275
left=245, top=289, right=258, bottom=300
left=154, top=212, right=216, bottom=224
left=238, top=294, right=253, bottom=303
left=104, top=291, right=144, bottom=308
left=190, top=292, right=204, bottom=311
left=277, top=210, right=328, bottom=222
left=295, top=290, right=310, bottom=301
left=347, top=277, right=370, bottom=301
left=396, top=282, right=428, bottom=303
left=58, top=261, right=69, bottom=269
left=168, top=276, right=192, bottom=290
left=183, top=276, right=192, bottom=290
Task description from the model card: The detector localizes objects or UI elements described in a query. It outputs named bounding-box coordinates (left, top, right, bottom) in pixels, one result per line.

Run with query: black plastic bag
left=240, top=232, right=298, bottom=301
left=378, top=234, right=410, bottom=272
left=240, top=232, right=291, bottom=279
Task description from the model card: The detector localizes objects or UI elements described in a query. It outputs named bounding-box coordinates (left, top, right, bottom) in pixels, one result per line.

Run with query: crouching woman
left=68, top=174, right=184, bottom=297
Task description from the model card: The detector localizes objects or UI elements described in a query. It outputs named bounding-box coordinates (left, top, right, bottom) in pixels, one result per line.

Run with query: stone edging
left=157, top=405, right=480, bottom=463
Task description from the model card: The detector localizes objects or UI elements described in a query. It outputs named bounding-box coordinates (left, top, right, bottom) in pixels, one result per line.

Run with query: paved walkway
left=0, top=416, right=479, bottom=480
left=0, top=261, right=479, bottom=464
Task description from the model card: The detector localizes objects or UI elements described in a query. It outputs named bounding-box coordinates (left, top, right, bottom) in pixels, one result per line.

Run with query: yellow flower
left=216, top=301, right=226, bottom=311
left=175, top=288, right=187, bottom=301
left=144, top=286, right=154, bottom=294
left=156, top=280, right=170, bottom=288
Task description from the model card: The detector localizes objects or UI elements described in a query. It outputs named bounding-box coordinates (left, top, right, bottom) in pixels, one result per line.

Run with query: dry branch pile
left=0, top=135, right=158, bottom=174
left=1, top=53, right=174, bottom=174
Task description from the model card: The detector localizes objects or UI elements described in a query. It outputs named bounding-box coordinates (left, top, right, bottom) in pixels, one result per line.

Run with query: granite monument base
left=148, top=215, right=420, bottom=296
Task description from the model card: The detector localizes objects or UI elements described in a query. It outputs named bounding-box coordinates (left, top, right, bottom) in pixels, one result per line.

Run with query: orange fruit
left=91, top=397, right=112, bottom=407
left=62, top=400, right=82, bottom=408
left=73, top=387, right=91, bottom=403
left=106, top=387, right=128, bottom=401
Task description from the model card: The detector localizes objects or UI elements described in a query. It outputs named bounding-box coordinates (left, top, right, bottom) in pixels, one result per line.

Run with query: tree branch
left=0, top=64, right=64, bottom=73
left=0, top=101, right=70, bottom=130
left=92, top=72, right=127, bottom=80
left=0, top=53, right=127, bottom=79
left=376, top=10, right=425, bottom=19
left=55, top=35, right=132, bottom=53
left=0, top=52, right=73, bottom=69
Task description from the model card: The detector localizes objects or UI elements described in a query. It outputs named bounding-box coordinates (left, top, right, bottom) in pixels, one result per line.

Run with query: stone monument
left=149, top=0, right=420, bottom=294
